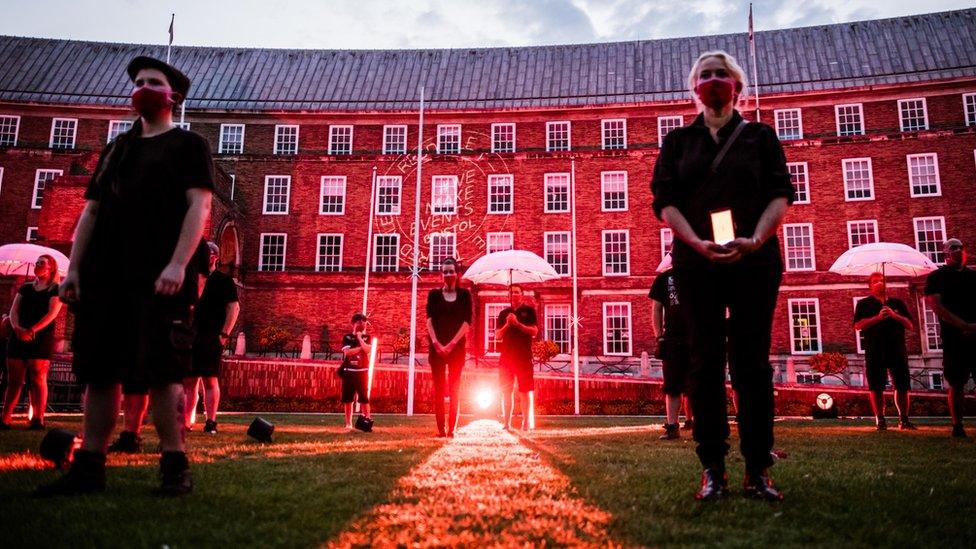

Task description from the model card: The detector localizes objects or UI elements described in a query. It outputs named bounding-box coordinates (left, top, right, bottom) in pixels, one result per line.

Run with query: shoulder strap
left=709, top=120, right=748, bottom=175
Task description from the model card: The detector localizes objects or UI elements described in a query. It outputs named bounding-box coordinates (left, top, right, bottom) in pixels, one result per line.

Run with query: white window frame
left=484, top=303, right=508, bottom=356
left=602, top=229, right=630, bottom=277
left=601, top=119, right=627, bottom=150
left=373, top=234, right=400, bottom=272
left=544, top=173, right=570, bottom=213
left=174, top=122, right=191, bottom=131
left=897, top=98, right=929, bottom=132
left=106, top=120, right=133, bottom=143
left=660, top=228, right=673, bottom=262
left=842, top=158, right=875, bottom=201
left=257, top=233, right=287, bottom=272
left=853, top=296, right=867, bottom=354
left=544, top=303, right=572, bottom=355
left=431, top=175, right=458, bottom=215
left=218, top=124, right=245, bottom=154
left=0, top=115, right=20, bottom=147
left=834, top=103, right=864, bottom=136
left=544, top=231, right=571, bottom=276
left=376, top=175, right=402, bottom=215
left=919, top=296, right=943, bottom=354
left=315, top=233, right=343, bottom=272
left=26, top=226, right=39, bottom=242
left=428, top=232, right=456, bottom=270
left=49, top=118, right=78, bottom=149
left=602, top=302, right=633, bottom=356
left=783, top=223, right=816, bottom=272
left=788, top=298, right=822, bottom=355
left=273, top=124, right=300, bottom=155
left=913, top=216, right=946, bottom=265
left=964, top=93, right=976, bottom=127
left=846, top=219, right=879, bottom=249
left=319, top=176, right=346, bottom=215
left=787, top=162, right=810, bottom=205
left=486, top=232, right=514, bottom=254
left=31, top=169, right=63, bottom=209
left=487, top=174, right=514, bottom=215
left=907, top=153, right=942, bottom=198
left=262, top=175, right=291, bottom=215
left=657, top=116, right=683, bottom=147
left=600, top=171, right=628, bottom=212
left=930, top=372, right=944, bottom=391
left=773, top=108, right=804, bottom=140
left=545, top=121, right=571, bottom=152
left=328, top=125, right=354, bottom=155
left=491, top=123, right=516, bottom=153
left=382, top=125, right=407, bottom=155
left=436, top=124, right=461, bottom=154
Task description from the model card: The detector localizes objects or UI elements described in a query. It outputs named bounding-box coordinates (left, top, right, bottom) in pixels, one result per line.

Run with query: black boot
left=34, top=450, right=106, bottom=497
left=695, top=468, right=728, bottom=501
left=107, top=431, right=142, bottom=454
left=659, top=423, right=680, bottom=440
left=743, top=469, right=784, bottom=501
left=152, top=451, right=192, bottom=496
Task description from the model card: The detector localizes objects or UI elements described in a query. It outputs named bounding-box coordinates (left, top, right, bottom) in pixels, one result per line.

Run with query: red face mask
left=695, top=78, right=736, bottom=110
left=131, top=86, right=174, bottom=118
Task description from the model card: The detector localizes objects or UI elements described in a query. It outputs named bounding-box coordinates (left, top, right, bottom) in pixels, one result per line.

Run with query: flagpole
left=570, top=158, right=580, bottom=416
left=362, top=166, right=378, bottom=314
left=748, top=3, right=761, bottom=122
left=406, top=86, right=425, bottom=416
left=166, top=13, right=174, bottom=64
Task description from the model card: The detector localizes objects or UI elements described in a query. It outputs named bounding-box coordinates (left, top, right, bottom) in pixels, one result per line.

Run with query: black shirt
left=195, top=270, right=238, bottom=335
left=16, top=283, right=59, bottom=335
left=425, top=288, right=473, bottom=345
left=649, top=269, right=684, bottom=339
left=497, top=304, right=537, bottom=367
left=651, top=110, right=794, bottom=269
left=82, top=127, right=215, bottom=305
left=341, top=332, right=372, bottom=372
left=853, top=296, right=911, bottom=367
left=924, top=265, right=976, bottom=342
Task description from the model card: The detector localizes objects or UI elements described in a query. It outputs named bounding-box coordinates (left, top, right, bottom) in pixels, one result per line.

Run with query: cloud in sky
left=0, top=0, right=971, bottom=49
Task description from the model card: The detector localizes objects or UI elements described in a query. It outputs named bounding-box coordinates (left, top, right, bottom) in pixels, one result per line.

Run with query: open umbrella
left=656, top=253, right=672, bottom=273
left=0, top=243, right=70, bottom=277
left=829, top=242, right=937, bottom=279
left=462, top=249, right=561, bottom=288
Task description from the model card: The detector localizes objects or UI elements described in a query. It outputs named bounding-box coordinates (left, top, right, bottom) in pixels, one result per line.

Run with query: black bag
left=337, top=363, right=348, bottom=378
left=355, top=415, right=374, bottom=432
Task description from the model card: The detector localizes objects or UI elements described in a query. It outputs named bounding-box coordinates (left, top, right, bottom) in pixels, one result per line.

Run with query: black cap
left=126, top=56, right=190, bottom=103
left=351, top=313, right=367, bottom=323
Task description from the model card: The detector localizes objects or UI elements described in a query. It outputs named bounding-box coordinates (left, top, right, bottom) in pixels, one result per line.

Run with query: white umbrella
left=0, top=243, right=70, bottom=277
left=656, top=253, right=672, bottom=273
left=828, top=242, right=937, bottom=279
left=462, top=249, right=561, bottom=287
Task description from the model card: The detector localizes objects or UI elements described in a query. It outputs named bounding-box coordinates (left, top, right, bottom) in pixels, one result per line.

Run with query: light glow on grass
left=474, top=387, right=494, bottom=410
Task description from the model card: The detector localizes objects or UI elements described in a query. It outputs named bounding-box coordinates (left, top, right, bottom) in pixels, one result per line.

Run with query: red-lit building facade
left=1, top=10, right=975, bottom=388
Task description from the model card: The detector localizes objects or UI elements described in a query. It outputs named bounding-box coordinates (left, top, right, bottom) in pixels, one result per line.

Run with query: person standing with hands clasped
left=651, top=50, right=794, bottom=501
left=496, top=285, right=538, bottom=431
left=339, top=313, right=373, bottom=430
left=37, top=56, right=213, bottom=497
left=425, top=258, right=472, bottom=437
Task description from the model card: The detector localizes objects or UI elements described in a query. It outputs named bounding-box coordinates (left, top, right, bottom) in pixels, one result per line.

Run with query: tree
left=808, top=352, right=849, bottom=385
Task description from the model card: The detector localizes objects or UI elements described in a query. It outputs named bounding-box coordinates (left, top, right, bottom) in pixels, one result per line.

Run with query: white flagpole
left=749, top=3, right=761, bottom=122
left=362, top=166, right=378, bottom=315
left=406, top=87, right=425, bottom=416
left=570, top=158, right=580, bottom=416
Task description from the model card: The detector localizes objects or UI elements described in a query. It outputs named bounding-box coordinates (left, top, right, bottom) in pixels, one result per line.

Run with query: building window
left=376, top=176, right=402, bottom=215
left=274, top=125, right=299, bottom=155
left=0, top=115, right=19, bottom=146
left=107, top=120, right=132, bottom=143
left=788, top=162, right=810, bottom=204
left=601, top=171, right=628, bottom=212
left=174, top=122, right=191, bottom=131
left=316, top=233, right=343, bottom=272
left=847, top=220, right=878, bottom=249
left=491, top=123, right=515, bottom=153
left=485, top=303, right=508, bottom=355
left=965, top=93, right=976, bottom=126
left=789, top=298, right=821, bottom=354
left=774, top=109, right=803, bottom=140
left=31, top=169, right=63, bottom=209
left=49, top=118, right=77, bottom=149
left=898, top=98, right=928, bottom=132
left=487, top=174, right=513, bottom=214
left=262, top=175, right=290, bottom=215
left=842, top=158, right=874, bottom=201
left=429, top=233, right=456, bottom=269
left=436, top=124, right=461, bottom=154
left=930, top=372, right=944, bottom=390
left=920, top=297, right=943, bottom=353
left=328, top=125, right=353, bottom=155
left=545, top=304, right=571, bottom=354
left=431, top=175, right=458, bottom=215
left=853, top=297, right=867, bottom=354
left=486, top=232, right=514, bottom=254
left=657, top=116, right=683, bottom=147
left=835, top=104, right=864, bottom=136
left=373, top=234, right=400, bottom=272
left=603, top=302, right=632, bottom=356
left=258, top=233, right=287, bottom=272
left=544, top=173, right=570, bottom=213
left=383, top=125, right=407, bottom=155
left=913, top=216, right=946, bottom=264
left=546, top=121, right=571, bottom=152
left=907, top=153, right=941, bottom=197
left=26, top=226, right=39, bottom=242
left=545, top=232, right=570, bottom=276
left=319, top=176, right=346, bottom=215
left=601, top=119, right=627, bottom=150
left=219, top=124, right=245, bottom=154
left=796, top=373, right=823, bottom=384
left=783, top=223, right=815, bottom=271
left=602, top=230, right=630, bottom=276
left=660, top=228, right=673, bottom=261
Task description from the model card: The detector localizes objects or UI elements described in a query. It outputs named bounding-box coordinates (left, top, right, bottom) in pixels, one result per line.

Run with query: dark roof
left=1, top=9, right=974, bottom=112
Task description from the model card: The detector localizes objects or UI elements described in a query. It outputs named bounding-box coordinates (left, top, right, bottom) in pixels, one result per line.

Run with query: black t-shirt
left=195, top=270, right=238, bottom=335
left=497, top=304, right=537, bottom=367
left=853, top=296, right=911, bottom=366
left=651, top=110, right=795, bottom=269
left=924, top=265, right=976, bottom=342
left=649, top=269, right=684, bottom=339
left=341, top=332, right=372, bottom=371
left=82, top=127, right=215, bottom=305
left=425, top=288, right=473, bottom=345
left=16, top=283, right=59, bottom=335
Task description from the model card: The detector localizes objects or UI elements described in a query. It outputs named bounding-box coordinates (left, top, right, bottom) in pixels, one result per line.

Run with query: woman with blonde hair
left=2, top=254, right=62, bottom=430
left=651, top=50, right=794, bottom=501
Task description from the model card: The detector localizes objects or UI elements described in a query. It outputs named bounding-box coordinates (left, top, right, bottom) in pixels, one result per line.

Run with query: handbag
left=355, top=414, right=374, bottom=432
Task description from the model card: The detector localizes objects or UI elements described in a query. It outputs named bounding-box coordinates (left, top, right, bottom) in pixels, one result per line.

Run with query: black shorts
left=865, top=358, right=910, bottom=392
left=341, top=370, right=369, bottom=404
left=942, top=335, right=976, bottom=388
left=72, top=292, right=194, bottom=392
left=6, top=329, right=55, bottom=360
left=500, top=359, right=534, bottom=393
left=191, top=333, right=223, bottom=378
left=660, top=337, right=690, bottom=397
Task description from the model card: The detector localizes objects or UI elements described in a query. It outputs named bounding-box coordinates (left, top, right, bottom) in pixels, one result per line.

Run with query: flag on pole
left=748, top=4, right=754, bottom=42
left=168, top=14, right=175, bottom=45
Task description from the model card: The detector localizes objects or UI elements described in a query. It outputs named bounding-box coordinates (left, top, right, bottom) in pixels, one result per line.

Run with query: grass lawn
left=1, top=414, right=974, bottom=548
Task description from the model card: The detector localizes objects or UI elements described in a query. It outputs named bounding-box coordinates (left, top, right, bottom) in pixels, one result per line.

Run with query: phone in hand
left=710, top=208, right=735, bottom=246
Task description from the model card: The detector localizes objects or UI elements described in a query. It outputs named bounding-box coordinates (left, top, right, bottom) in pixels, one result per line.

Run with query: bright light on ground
left=475, top=388, right=495, bottom=410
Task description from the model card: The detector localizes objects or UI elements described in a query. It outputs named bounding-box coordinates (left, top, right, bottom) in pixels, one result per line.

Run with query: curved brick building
left=1, top=9, right=975, bottom=388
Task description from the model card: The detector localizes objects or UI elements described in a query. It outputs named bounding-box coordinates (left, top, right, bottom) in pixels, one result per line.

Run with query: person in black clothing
left=925, top=238, right=976, bottom=438
left=650, top=267, right=694, bottom=440
left=2, top=254, right=62, bottom=430
left=183, top=241, right=239, bottom=434
left=37, top=56, right=213, bottom=497
left=651, top=50, right=793, bottom=502
left=340, top=313, right=373, bottom=429
left=853, top=272, right=916, bottom=431
left=425, top=258, right=472, bottom=437
left=496, top=285, right=538, bottom=431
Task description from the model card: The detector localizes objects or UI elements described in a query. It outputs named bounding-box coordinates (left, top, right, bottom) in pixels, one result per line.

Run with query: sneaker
left=695, top=468, right=728, bottom=501
left=682, top=419, right=695, bottom=430
left=743, top=470, right=785, bottom=502
left=27, top=418, right=46, bottom=431
left=203, top=420, right=218, bottom=434
left=876, top=417, right=887, bottom=431
left=107, top=431, right=142, bottom=454
left=898, top=417, right=917, bottom=430
left=659, top=423, right=680, bottom=440
left=951, top=423, right=968, bottom=438
left=152, top=452, right=192, bottom=496
left=34, top=450, right=106, bottom=497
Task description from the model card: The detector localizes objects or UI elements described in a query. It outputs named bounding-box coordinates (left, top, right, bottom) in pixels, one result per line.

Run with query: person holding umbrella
left=496, top=285, right=538, bottom=431
left=425, top=258, right=472, bottom=437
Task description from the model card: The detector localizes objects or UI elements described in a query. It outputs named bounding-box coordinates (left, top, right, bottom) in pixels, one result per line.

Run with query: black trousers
left=675, top=259, right=782, bottom=474
left=429, top=343, right=465, bottom=434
